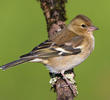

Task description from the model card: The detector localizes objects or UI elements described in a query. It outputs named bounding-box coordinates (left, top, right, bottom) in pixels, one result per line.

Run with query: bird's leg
left=61, top=71, right=77, bottom=96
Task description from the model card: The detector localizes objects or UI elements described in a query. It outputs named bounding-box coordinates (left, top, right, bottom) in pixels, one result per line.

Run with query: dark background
left=0, top=0, right=109, bottom=100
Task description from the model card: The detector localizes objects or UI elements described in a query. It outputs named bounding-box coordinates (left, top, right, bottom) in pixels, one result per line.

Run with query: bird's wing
left=20, top=36, right=83, bottom=59
left=65, top=35, right=84, bottom=47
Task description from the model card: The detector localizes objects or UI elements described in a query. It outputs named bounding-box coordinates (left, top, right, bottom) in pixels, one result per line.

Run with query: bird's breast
left=45, top=34, right=95, bottom=73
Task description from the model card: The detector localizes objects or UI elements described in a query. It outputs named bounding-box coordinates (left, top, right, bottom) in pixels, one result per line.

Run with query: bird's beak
left=88, top=26, right=99, bottom=32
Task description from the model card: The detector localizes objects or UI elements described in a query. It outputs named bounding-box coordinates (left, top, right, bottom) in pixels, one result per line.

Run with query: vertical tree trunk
left=39, top=0, right=78, bottom=100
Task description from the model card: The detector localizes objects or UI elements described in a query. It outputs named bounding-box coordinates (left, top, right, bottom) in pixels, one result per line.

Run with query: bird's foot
left=61, top=72, right=78, bottom=96
left=49, top=71, right=78, bottom=96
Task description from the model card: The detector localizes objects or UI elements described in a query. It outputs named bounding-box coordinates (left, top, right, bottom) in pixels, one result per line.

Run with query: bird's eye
left=81, top=24, right=86, bottom=28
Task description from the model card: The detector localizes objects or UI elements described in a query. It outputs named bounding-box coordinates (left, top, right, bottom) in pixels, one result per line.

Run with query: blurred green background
left=0, top=0, right=109, bottom=100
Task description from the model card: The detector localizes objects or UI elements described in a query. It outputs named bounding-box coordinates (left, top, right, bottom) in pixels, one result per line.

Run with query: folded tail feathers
left=0, top=58, right=32, bottom=70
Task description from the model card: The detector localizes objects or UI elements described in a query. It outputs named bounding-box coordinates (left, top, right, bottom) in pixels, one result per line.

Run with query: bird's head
left=68, top=15, right=98, bottom=36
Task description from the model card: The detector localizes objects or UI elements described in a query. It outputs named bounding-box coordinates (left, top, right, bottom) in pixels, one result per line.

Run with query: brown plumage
left=0, top=15, right=98, bottom=73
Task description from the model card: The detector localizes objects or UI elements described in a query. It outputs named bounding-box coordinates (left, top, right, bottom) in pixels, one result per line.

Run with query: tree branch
left=39, top=0, right=78, bottom=100
left=40, top=0, right=66, bottom=39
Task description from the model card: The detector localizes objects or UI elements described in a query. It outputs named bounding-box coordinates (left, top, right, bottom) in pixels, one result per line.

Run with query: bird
left=0, top=15, right=98, bottom=88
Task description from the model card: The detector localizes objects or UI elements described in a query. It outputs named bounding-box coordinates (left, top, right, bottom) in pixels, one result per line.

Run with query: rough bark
left=40, top=0, right=67, bottom=39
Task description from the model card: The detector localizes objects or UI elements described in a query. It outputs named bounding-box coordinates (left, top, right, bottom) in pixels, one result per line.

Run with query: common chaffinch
left=0, top=15, right=98, bottom=84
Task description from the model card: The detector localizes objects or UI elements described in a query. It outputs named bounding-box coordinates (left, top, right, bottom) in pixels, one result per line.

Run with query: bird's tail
left=0, top=58, right=32, bottom=70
